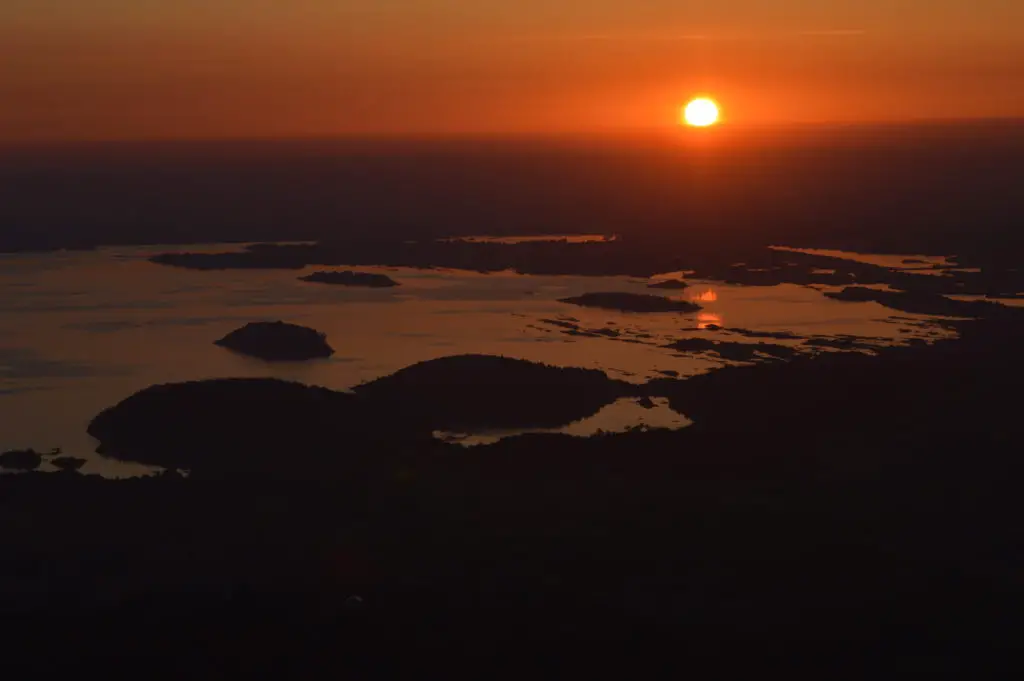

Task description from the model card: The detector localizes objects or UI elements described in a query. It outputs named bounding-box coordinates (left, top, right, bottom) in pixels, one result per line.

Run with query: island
left=0, top=449, right=43, bottom=471
left=299, top=270, right=400, bottom=288
left=51, top=456, right=88, bottom=472
left=559, top=292, right=702, bottom=314
left=214, top=321, right=334, bottom=361
left=647, top=279, right=689, bottom=290
left=87, top=377, right=432, bottom=473
left=354, top=354, right=634, bottom=431
left=85, top=356, right=638, bottom=472
left=824, top=286, right=1004, bottom=318
left=667, top=338, right=802, bottom=362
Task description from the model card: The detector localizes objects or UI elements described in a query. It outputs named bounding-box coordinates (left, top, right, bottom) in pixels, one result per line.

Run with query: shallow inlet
left=435, top=397, right=691, bottom=447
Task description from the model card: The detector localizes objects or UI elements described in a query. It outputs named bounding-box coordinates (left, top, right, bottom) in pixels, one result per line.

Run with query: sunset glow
left=1, top=3, right=1023, bottom=141
left=683, top=99, right=721, bottom=127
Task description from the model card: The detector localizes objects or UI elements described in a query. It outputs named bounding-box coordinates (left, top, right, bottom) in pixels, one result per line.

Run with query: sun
left=683, top=97, right=720, bottom=127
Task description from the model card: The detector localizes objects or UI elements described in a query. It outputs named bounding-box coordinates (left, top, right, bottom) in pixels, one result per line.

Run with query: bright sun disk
left=683, top=98, right=720, bottom=127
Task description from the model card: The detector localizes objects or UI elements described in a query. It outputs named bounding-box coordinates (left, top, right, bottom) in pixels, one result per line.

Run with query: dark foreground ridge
left=559, top=291, right=702, bottom=313
left=299, top=270, right=400, bottom=288
left=6, top=312, right=1024, bottom=673
left=214, top=321, right=334, bottom=361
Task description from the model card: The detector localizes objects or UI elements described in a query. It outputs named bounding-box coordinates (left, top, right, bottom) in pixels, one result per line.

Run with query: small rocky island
left=667, top=337, right=802, bottom=362
left=299, top=271, right=399, bottom=288
left=0, top=449, right=43, bottom=471
left=559, top=292, right=702, bottom=313
left=648, top=279, right=689, bottom=290
left=51, top=456, right=87, bottom=472
left=214, top=321, right=334, bottom=361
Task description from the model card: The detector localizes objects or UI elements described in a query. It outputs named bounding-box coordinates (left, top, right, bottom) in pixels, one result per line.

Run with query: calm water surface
left=0, top=244, right=955, bottom=475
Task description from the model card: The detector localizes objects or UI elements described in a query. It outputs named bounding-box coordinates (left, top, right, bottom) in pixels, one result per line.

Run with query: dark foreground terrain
left=3, top=308, right=1024, bottom=676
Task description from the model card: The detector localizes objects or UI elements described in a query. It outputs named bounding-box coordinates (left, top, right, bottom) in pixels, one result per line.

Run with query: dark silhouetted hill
left=87, top=378, right=432, bottom=474
left=354, top=354, right=632, bottom=431
left=299, top=270, right=399, bottom=288
left=214, top=321, right=334, bottom=361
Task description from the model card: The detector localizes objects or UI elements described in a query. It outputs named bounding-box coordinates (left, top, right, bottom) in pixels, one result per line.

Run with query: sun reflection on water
left=697, top=313, right=723, bottom=330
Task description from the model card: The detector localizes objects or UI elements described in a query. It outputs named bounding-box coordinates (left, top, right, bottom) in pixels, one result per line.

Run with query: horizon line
left=2, top=117, right=1023, bottom=148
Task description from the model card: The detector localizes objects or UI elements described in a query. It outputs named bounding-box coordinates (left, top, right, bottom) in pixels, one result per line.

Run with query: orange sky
left=2, top=2, right=1022, bottom=141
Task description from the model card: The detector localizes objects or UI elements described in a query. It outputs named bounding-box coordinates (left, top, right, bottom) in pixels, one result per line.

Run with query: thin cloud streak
left=502, top=29, right=866, bottom=44
left=503, top=33, right=710, bottom=44
left=798, top=29, right=867, bottom=37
